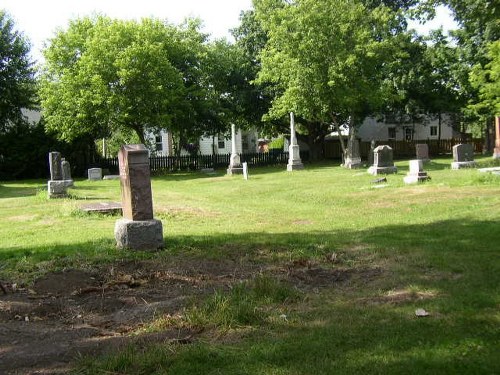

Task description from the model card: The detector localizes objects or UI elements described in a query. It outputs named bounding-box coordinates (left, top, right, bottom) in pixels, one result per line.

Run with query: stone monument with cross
left=114, top=144, right=164, bottom=250
left=227, top=124, right=243, bottom=175
left=287, top=112, right=304, bottom=171
left=343, top=132, right=362, bottom=169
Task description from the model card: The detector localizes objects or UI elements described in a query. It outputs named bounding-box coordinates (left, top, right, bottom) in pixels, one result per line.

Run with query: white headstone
left=243, top=162, right=249, bottom=180
left=287, top=112, right=304, bottom=171
left=88, top=168, right=103, bottom=180
left=404, top=159, right=430, bottom=184
left=227, top=124, right=242, bottom=175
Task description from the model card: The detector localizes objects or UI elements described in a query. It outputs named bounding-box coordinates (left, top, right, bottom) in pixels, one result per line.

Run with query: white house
left=148, top=128, right=260, bottom=156
left=357, top=114, right=459, bottom=142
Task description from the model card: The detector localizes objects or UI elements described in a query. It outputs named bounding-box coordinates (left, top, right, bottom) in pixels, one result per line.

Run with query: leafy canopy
left=254, top=0, right=399, bottom=124
left=0, top=10, right=37, bottom=132
left=40, top=16, right=196, bottom=144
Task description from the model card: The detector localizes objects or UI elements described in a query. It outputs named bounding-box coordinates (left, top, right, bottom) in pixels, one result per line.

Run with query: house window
left=430, top=126, right=438, bottom=136
left=405, top=128, right=413, bottom=141
left=388, top=127, right=396, bottom=139
left=218, top=139, right=225, bottom=149
left=155, top=135, right=163, bottom=151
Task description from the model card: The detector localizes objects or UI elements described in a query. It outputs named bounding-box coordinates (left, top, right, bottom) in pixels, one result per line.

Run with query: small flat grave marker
left=81, top=202, right=122, bottom=214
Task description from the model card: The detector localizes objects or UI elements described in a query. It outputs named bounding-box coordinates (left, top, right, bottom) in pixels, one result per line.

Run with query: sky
left=2, top=0, right=456, bottom=64
left=2, top=0, right=253, bottom=62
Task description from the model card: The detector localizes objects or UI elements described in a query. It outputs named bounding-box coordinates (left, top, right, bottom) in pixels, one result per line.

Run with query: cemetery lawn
left=1, top=156, right=499, bottom=374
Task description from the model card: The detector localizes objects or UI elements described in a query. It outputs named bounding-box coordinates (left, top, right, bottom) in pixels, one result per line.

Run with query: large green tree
left=254, top=0, right=399, bottom=159
left=469, top=40, right=500, bottom=117
left=0, top=10, right=37, bottom=132
left=40, top=16, right=203, bottom=145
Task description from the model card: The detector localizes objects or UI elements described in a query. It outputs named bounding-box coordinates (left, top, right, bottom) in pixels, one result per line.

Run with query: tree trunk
left=330, top=113, right=347, bottom=160
left=133, top=125, right=146, bottom=145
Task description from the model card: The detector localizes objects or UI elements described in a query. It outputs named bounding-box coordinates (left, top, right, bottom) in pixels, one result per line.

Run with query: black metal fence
left=92, top=150, right=309, bottom=174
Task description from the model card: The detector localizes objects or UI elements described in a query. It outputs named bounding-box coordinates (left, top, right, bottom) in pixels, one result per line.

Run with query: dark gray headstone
left=49, top=152, right=63, bottom=181
left=367, top=145, right=397, bottom=175
left=373, top=145, right=394, bottom=167
left=61, top=158, right=72, bottom=181
left=453, top=144, right=474, bottom=162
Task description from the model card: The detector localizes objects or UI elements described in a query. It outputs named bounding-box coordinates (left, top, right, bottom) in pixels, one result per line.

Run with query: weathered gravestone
left=227, top=124, right=243, bottom=175
left=404, top=159, right=430, bottom=184
left=367, top=145, right=397, bottom=175
left=49, top=152, right=62, bottom=180
left=61, top=158, right=73, bottom=187
left=88, top=168, right=102, bottom=180
left=287, top=112, right=304, bottom=171
left=415, top=144, right=430, bottom=163
left=344, top=135, right=362, bottom=169
left=47, top=151, right=72, bottom=198
left=494, top=116, right=500, bottom=159
left=114, top=144, right=164, bottom=250
left=451, top=144, right=476, bottom=169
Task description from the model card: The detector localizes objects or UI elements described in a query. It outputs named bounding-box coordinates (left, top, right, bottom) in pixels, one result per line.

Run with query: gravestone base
left=47, top=180, right=69, bottom=198
left=404, top=172, right=430, bottom=184
left=64, top=179, right=74, bottom=187
left=493, top=148, right=500, bottom=159
left=451, top=161, right=477, bottom=169
left=344, top=157, right=362, bottom=169
left=287, top=162, right=304, bottom=171
left=103, top=175, right=120, bottom=180
left=227, top=153, right=242, bottom=175
left=227, top=166, right=244, bottom=175
left=115, top=218, right=164, bottom=251
left=367, top=166, right=397, bottom=175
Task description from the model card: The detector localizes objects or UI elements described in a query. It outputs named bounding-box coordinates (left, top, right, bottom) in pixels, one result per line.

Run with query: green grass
left=1, top=155, right=500, bottom=374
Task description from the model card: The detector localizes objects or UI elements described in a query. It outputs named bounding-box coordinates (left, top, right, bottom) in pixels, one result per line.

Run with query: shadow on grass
left=1, top=218, right=499, bottom=374
left=0, top=185, right=41, bottom=199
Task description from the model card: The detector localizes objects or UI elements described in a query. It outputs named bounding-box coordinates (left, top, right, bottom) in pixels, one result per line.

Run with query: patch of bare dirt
left=0, top=256, right=381, bottom=374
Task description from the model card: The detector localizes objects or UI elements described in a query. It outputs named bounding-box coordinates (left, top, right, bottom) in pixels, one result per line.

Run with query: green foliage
left=256, top=0, right=399, bottom=122
left=267, top=136, right=284, bottom=150
left=40, top=16, right=189, bottom=144
left=469, top=40, right=500, bottom=116
left=0, top=10, right=37, bottom=132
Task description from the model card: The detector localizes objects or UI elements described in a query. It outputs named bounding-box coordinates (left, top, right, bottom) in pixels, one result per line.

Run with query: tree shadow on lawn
left=167, top=300, right=500, bottom=375
left=0, top=218, right=498, bottom=373
left=0, top=184, right=41, bottom=199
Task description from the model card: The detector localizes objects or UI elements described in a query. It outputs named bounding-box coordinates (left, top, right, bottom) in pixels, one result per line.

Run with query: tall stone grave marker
left=287, top=112, right=304, bottom=171
left=47, top=151, right=70, bottom=198
left=404, top=159, right=430, bottom=184
left=368, top=140, right=376, bottom=167
left=227, top=124, right=242, bottom=175
left=367, top=145, right=397, bottom=175
left=114, top=144, right=164, bottom=250
left=451, top=144, right=476, bottom=169
left=494, top=116, right=500, bottom=159
left=344, top=134, right=361, bottom=169
left=415, top=144, right=430, bottom=163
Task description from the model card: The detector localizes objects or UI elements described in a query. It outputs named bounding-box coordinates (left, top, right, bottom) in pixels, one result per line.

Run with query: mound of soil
left=0, top=256, right=374, bottom=374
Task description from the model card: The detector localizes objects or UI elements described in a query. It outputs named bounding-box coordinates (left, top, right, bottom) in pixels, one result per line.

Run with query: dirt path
left=0, top=257, right=369, bottom=374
